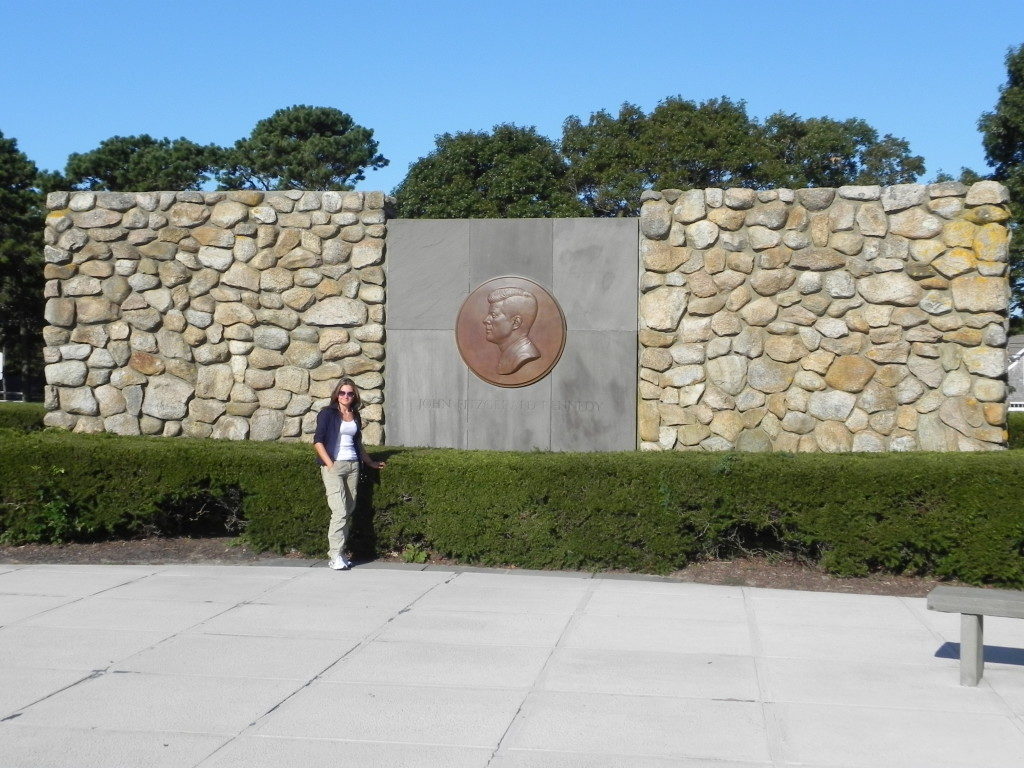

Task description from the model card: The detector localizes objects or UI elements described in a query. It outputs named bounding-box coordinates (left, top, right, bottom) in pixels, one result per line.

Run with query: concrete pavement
left=1, top=560, right=1023, bottom=767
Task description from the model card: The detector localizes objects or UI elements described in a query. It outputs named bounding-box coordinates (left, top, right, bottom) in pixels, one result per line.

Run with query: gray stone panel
left=466, top=374, right=551, bottom=451
left=469, top=219, right=552, bottom=285
left=550, top=330, right=636, bottom=452
left=386, top=217, right=637, bottom=452
left=386, top=330, right=468, bottom=448
left=387, top=220, right=471, bottom=330
left=553, top=218, right=638, bottom=332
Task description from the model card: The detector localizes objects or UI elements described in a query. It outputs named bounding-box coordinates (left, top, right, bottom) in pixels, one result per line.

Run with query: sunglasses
left=338, top=391, right=356, bottom=398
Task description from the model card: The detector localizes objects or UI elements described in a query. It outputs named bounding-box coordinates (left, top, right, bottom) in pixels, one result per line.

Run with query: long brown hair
left=330, top=378, right=361, bottom=413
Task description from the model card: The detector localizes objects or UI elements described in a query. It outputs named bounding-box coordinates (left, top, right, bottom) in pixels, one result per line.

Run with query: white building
left=1007, top=335, right=1024, bottom=411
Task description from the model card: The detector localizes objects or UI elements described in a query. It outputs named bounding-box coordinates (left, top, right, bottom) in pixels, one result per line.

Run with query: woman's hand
left=366, top=459, right=386, bottom=470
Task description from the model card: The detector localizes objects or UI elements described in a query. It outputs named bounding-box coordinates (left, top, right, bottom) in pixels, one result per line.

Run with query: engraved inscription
left=416, top=398, right=601, bottom=411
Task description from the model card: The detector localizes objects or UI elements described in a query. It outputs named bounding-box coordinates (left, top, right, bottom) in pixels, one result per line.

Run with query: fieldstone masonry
left=42, top=190, right=387, bottom=444
left=42, top=182, right=1012, bottom=453
left=638, top=181, right=1012, bottom=452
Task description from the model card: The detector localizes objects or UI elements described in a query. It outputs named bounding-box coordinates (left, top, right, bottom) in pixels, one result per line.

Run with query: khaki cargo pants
left=321, top=460, right=359, bottom=558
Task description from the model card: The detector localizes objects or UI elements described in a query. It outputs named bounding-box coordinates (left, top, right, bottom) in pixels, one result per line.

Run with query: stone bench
left=926, top=585, right=1024, bottom=685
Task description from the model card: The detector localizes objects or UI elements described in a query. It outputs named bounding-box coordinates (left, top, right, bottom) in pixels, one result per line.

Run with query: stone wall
left=40, top=182, right=1014, bottom=453
left=638, top=182, right=1011, bottom=452
left=41, top=190, right=387, bottom=443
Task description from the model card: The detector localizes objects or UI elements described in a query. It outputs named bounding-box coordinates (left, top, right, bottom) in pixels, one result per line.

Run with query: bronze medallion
left=456, top=276, right=566, bottom=388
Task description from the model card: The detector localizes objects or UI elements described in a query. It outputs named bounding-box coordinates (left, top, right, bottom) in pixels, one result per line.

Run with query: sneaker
left=329, top=556, right=351, bottom=571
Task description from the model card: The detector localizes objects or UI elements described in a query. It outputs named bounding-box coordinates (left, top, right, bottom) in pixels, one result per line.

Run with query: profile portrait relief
left=483, top=287, right=541, bottom=375
left=455, top=276, right=566, bottom=388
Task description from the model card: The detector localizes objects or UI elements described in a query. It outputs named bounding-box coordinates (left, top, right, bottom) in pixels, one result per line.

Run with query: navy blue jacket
left=313, top=407, right=362, bottom=467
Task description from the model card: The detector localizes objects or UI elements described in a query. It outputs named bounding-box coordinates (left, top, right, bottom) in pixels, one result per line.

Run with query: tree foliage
left=394, top=124, right=586, bottom=218
left=217, top=105, right=387, bottom=191
left=63, top=135, right=221, bottom=191
left=558, top=96, right=924, bottom=217
left=643, top=97, right=771, bottom=189
left=561, top=103, right=658, bottom=217
left=980, top=43, right=1024, bottom=319
left=563, top=97, right=780, bottom=216
left=55, top=106, right=386, bottom=194
left=761, top=113, right=924, bottom=188
left=0, top=131, right=43, bottom=391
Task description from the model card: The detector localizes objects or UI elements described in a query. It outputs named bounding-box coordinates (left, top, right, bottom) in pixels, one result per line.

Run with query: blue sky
left=3, top=0, right=1023, bottom=194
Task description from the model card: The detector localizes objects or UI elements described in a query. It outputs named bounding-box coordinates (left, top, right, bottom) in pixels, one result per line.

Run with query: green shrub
left=1009, top=412, right=1024, bottom=449
left=2, top=431, right=1023, bottom=586
left=0, top=402, right=45, bottom=431
left=0, top=431, right=327, bottom=549
left=368, top=449, right=1024, bottom=585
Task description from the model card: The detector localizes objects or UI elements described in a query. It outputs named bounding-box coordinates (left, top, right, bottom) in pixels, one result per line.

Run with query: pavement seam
left=984, top=673, right=1024, bottom=726
left=743, top=586, right=787, bottom=766
left=102, top=568, right=310, bottom=675
left=899, top=594, right=949, bottom=645
left=0, top=565, right=167, bottom=624
left=1011, top=711, right=1024, bottom=738
left=190, top=569, right=462, bottom=767
left=0, top=568, right=311, bottom=728
left=0, top=668, right=104, bottom=720
left=483, top=576, right=596, bottom=766
left=0, top=566, right=181, bottom=717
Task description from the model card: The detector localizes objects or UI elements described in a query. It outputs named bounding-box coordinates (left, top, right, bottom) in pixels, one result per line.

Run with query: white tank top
left=335, top=419, right=358, bottom=461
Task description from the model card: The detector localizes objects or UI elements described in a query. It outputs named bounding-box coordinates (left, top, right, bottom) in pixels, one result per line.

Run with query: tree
left=931, top=168, right=983, bottom=184
left=644, top=97, right=776, bottom=191
left=563, top=97, right=773, bottom=217
left=561, top=103, right=651, bottom=217
left=0, top=131, right=43, bottom=395
left=63, top=135, right=221, bottom=191
left=218, top=105, right=387, bottom=191
left=980, top=43, right=1024, bottom=320
left=394, top=124, right=586, bottom=218
left=562, top=96, right=925, bottom=217
left=762, top=113, right=924, bottom=188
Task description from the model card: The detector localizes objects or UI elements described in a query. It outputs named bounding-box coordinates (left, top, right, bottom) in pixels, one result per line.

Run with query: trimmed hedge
left=1, top=430, right=1023, bottom=586
left=0, top=431, right=328, bottom=548
left=1009, top=412, right=1024, bottom=450
left=371, top=448, right=1024, bottom=585
left=0, top=402, right=46, bottom=432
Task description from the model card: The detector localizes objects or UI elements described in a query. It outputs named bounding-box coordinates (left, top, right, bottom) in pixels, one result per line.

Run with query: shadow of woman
left=349, top=448, right=404, bottom=563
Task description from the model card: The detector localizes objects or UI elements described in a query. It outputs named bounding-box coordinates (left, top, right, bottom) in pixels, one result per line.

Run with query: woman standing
left=313, top=378, right=385, bottom=570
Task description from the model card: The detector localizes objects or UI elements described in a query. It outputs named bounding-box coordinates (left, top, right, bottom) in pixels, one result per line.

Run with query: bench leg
left=960, top=613, right=984, bottom=686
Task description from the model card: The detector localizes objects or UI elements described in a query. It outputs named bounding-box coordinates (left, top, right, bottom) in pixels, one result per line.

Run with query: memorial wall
left=42, top=182, right=1012, bottom=452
